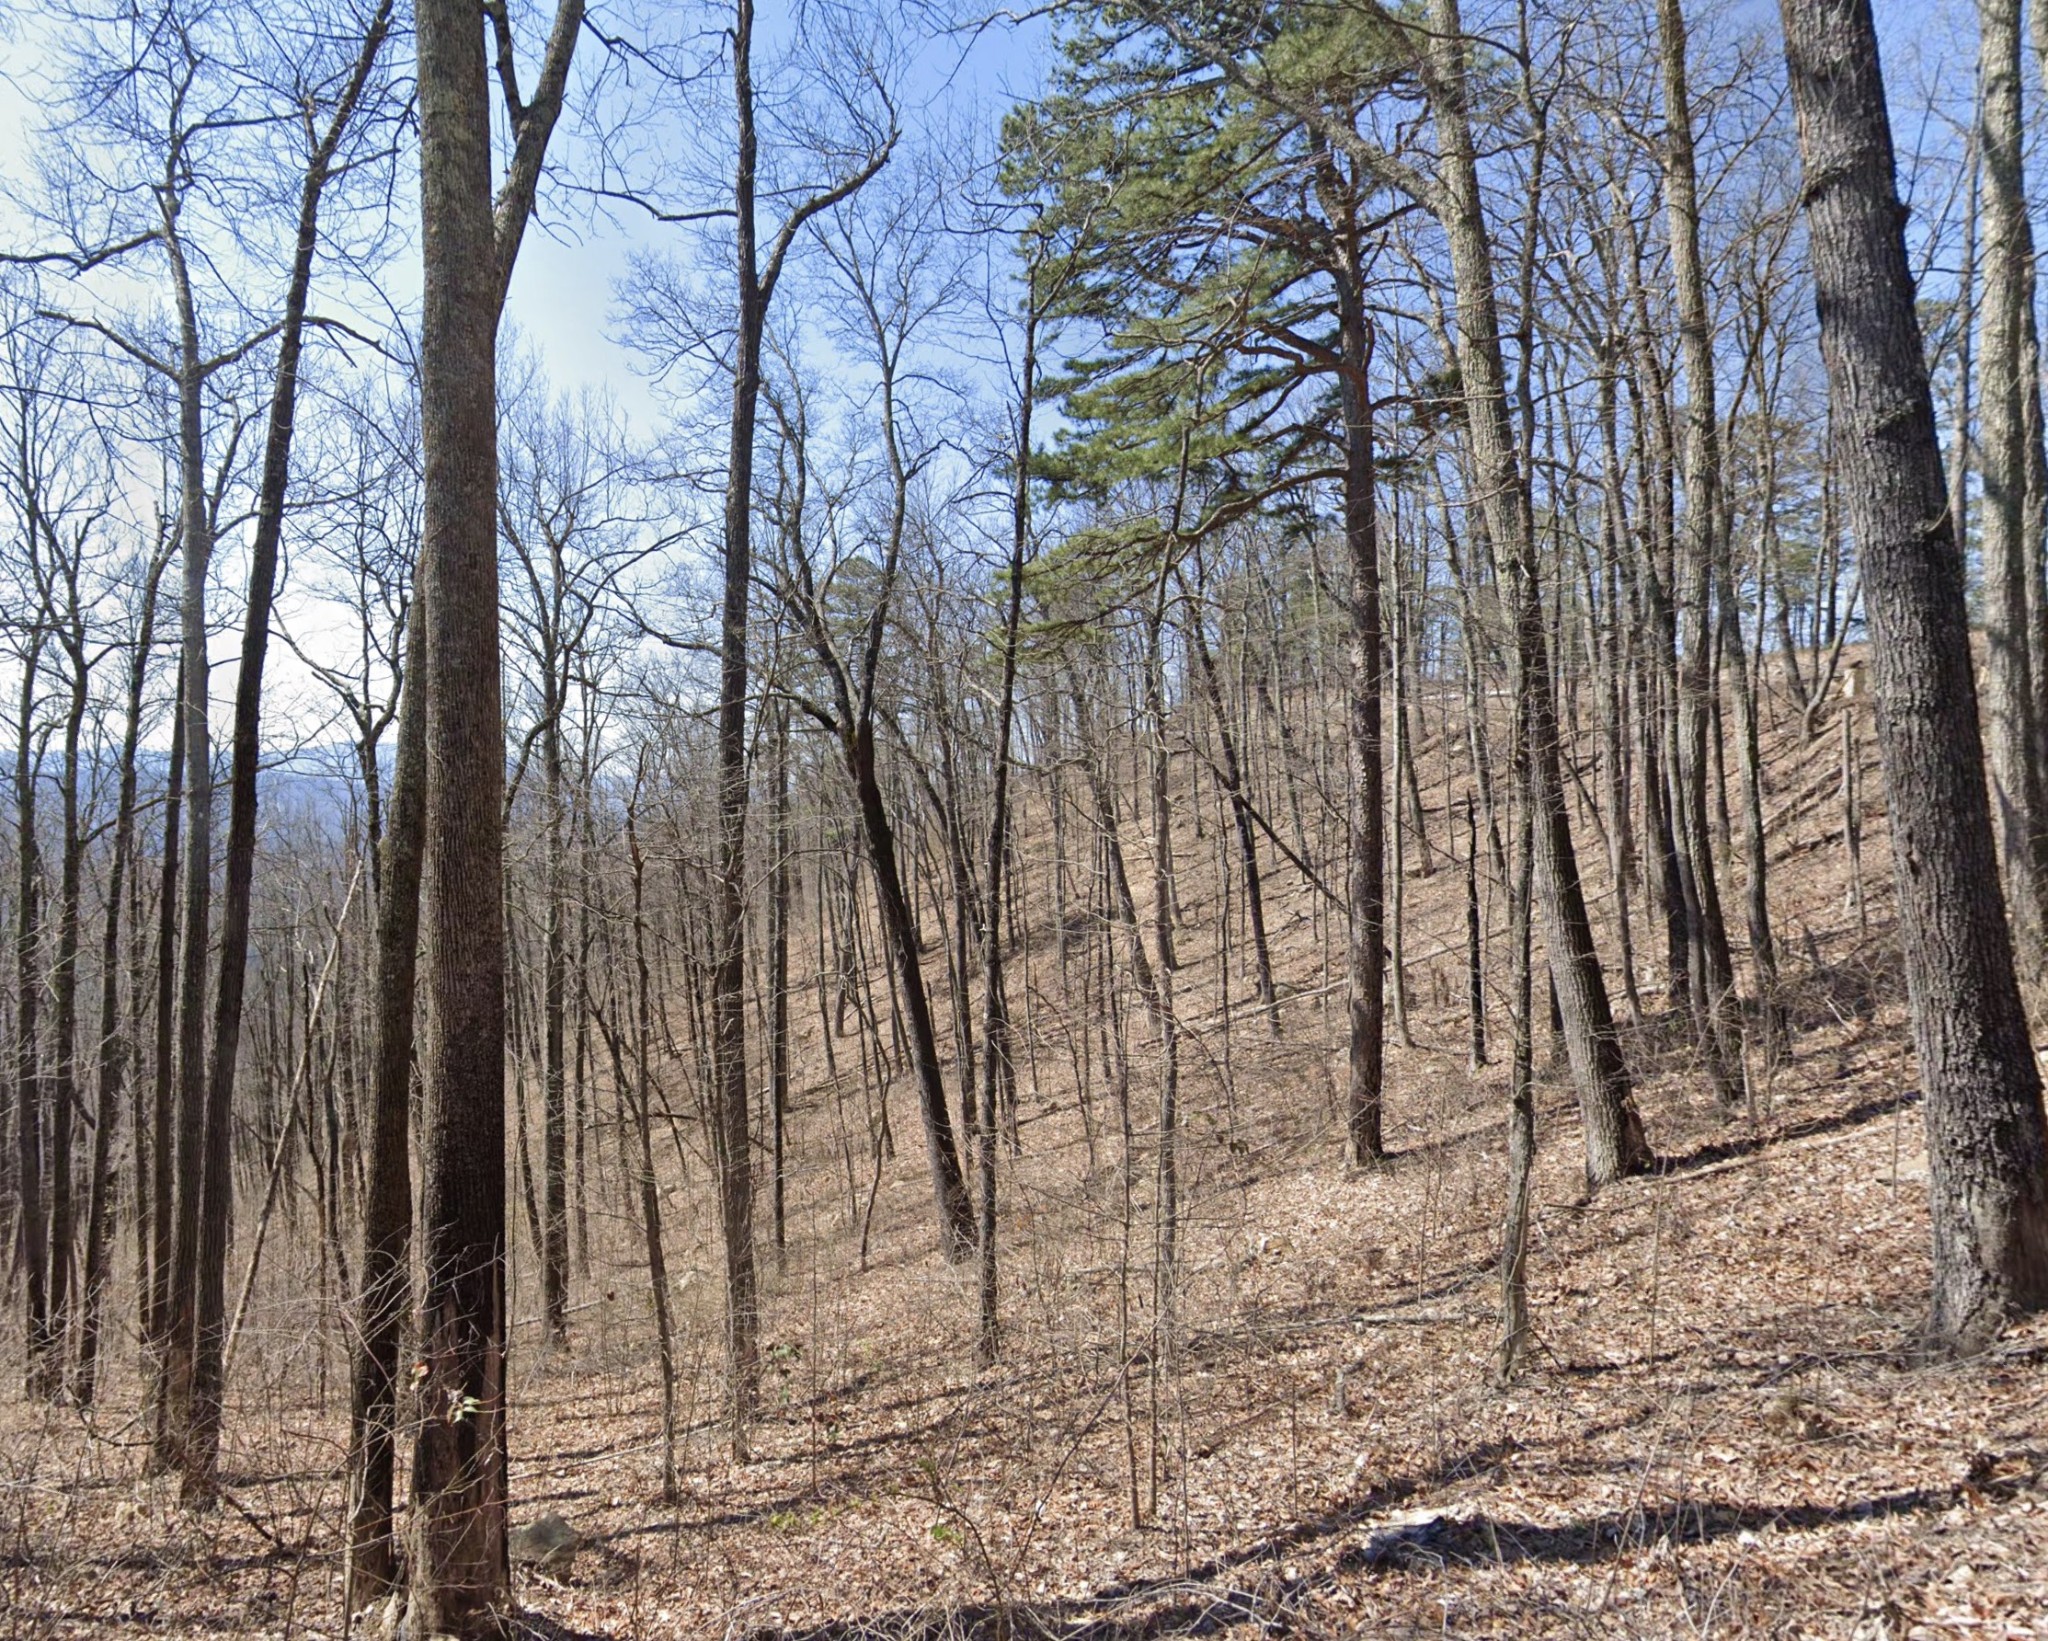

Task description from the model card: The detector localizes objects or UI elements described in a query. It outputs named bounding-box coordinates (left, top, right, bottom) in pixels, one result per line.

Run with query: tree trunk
left=1422, top=0, right=1653, bottom=1187
left=410, top=0, right=512, bottom=1625
left=159, top=240, right=217, bottom=1473
left=143, top=659, right=184, bottom=1452
left=541, top=696, right=569, bottom=1343
left=346, top=586, right=425, bottom=1612
left=75, top=544, right=168, bottom=1405
left=1334, top=240, right=1385, bottom=1166
left=975, top=298, right=1035, bottom=1364
left=710, top=0, right=766, bottom=1455
left=45, top=613, right=89, bottom=1401
left=183, top=8, right=390, bottom=1488
left=848, top=727, right=976, bottom=1257
left=1779, top=0, right=2048, bottom=1348
left=1975, top=0, right=2048, bottom=970
left=1657, top=0, right=1745, bottom=1096
left=14, top=636, right=49, bottom=1399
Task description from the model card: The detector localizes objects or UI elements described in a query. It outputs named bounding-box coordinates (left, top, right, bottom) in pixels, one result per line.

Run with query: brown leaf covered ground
left=4, top=685, right=2047, bottom=1639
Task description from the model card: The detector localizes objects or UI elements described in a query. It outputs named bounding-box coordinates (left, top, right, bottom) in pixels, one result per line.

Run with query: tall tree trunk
left=710, top=0, right=766, bottom=1454
left=975, top=295, right=1036, bottom=1364
left=624, top=771, right=679, bottom=1500
left=1779, top=0, right=2048, bottom=1348
left=183, top=10, right=391, bottom=1496
left=76, top=546, right=167, bottom=1407
left=1975, top=0, right=2048, bottom=970
left=44, top=608, right=89, bottom=1397
left=405, top=0, right=578, bottom=1619
left=1421, top=0, right=1652, bottom=1187
left=14, top=635, right=49, bottom=1399
left=1334, top=234, right=1385, bottom=1166
left=769, top=699, right=791, bottom=1267
left=346, top=588, right=425, bottom=1612
left=1498, top=711, right=1536, bottom=1379
left=160, top=230, right=217, bottom=1472
left=541, top=694, right=569, bottom=1343
left=143, top=660, right=184, bottom=1451
left=1657, top=0, right=1745, bottom=1092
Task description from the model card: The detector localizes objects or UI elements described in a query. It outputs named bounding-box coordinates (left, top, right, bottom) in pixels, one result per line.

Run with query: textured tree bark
left=159, top=223, right=216, bottom=1472
left=410, top=1, right=510, bottom=1626
left=406, top=0, right=580, bottom=1618
left=1656, top=0, right=1748, bottom=1092
left=711, top=0, right=766, bottom=1453
left=1974, top=0, right=2048, bottom=968
left=1779, top=0, right=2048, bottom=1348
left=1336, top=246, right=1385, bottom=1168
left=345, top=586, right=424, bottom=1612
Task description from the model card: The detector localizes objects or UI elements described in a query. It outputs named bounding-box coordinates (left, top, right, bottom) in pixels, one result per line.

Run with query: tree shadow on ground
left=718, top=1446, right=2045, bottom=1641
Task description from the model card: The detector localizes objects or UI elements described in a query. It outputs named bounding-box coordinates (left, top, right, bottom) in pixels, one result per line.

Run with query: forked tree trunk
left=408, top=0, right=579, bottom=1620
left=1656, top=0, right=1750, bottom=1090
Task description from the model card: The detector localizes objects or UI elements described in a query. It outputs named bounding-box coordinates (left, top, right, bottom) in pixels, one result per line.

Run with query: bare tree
left=407, top=0, right=581, bottom=1626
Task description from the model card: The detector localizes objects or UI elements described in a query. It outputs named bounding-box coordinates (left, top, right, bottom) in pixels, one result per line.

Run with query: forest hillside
left=6, top=651, right=2047, bottom=1637
left=5, top=0, right=2048, bottom=1637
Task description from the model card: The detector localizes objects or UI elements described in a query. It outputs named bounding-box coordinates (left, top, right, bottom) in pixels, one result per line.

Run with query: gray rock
left=509, top=1512, right=581, bottom=1577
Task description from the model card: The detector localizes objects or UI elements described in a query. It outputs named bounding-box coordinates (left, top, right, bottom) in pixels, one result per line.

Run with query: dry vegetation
left=4, top=669, right=2046, bottom=1641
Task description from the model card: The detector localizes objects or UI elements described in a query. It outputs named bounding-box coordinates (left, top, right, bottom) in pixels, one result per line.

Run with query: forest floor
left=5, top=682, right=2048, bottom=1639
